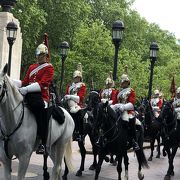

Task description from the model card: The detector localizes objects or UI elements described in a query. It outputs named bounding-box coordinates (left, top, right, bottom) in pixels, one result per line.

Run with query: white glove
left=119, top=104, right=125, bottom=112
left=64, top=95, right=71, bottom=100
left=19, top=86, right=28, bottom=95
left=101, top=98, right=108, bottom=103
left=108, top=100, right=113, bottom=105
left=11, top=79, right=22, bottom=88
left=19, top=82, right=41, bottom=96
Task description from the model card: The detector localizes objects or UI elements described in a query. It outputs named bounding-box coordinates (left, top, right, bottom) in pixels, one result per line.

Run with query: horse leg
left=124, top=154, right=129, bottom=180
left=137, top=155, right=144, bottom=180
left=148, top=138, right=155, bottom=161
left=110, top=153, right=117, bottom=166
left=89, top=143, right=98, bottom=170
left=43, top=149, right=50, bottom=180
left=3, top=159, right=11, bottom=180
left=156, top=135, right=161, bottom=158
left=165, top=146, right=178, bottom=180
left=88, top=133, right=98, bottom=170
left=51, top=144, right=65, bottom=180
left=94, top=153, right=105, bottom=180
left=116, top=155, right=123, bottom=180
left=17, top=155, right=31, bottom=180
left=75, top=140, right=86, bottom=176
left=62, top=158, right=69, bottom=180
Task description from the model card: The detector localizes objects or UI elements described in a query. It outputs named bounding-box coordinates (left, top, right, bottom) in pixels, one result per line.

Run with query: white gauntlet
left=19, top=82, right=41, bottom=96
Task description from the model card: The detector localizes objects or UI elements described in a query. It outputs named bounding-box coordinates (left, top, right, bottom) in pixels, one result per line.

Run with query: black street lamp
left=6, top=21, right=18, bottom=76
left=112, top=20, right=124, bottom=81
left=59, top=41, right=69, bottom=98
left=147, top=42, right=159, bottom=100
left=0, top=0, right=17, bottom=12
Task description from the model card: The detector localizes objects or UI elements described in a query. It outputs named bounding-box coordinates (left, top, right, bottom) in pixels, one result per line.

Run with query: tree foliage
left=7, top=0, right=180, bottom=100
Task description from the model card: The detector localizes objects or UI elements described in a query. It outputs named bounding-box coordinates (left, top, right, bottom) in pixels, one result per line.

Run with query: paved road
left=1, top=137, right=180, bottom=180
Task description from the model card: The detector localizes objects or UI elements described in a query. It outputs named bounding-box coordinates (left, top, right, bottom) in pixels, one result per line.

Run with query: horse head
left=138, top=97, right=154, bottom=126
left=86, top=90, right=101, bottom=111
left=160, top=100, right=174, bottom=125
left=0, top=64, right=8, bottom=101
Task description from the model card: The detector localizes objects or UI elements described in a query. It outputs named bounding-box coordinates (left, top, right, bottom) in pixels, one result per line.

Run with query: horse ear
left=3, top=63, right=8, bottom=75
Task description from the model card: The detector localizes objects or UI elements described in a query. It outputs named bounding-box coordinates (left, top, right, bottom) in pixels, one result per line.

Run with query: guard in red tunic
left=110, top=74, right=140, bottom=151
left=100, top=71, right=118, bottom=105
left=173, top=87, right=180, bottom=120
left=13, top=43, right=54, bottom=154
left=64, top=66, right=87, bottom=141
left=150, top=89, right=163, bottom=118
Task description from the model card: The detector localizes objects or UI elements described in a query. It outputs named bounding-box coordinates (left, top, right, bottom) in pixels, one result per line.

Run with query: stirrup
left=36, top=144, right=45, bottom=155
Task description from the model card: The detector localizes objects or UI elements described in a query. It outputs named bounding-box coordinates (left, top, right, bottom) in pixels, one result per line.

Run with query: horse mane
left=5, top=76, right=23, bottom=110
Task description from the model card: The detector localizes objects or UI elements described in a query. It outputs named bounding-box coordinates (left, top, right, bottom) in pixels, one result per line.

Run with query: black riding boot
left=129, top=118, right=140, bottom=151
left=36, top=108, right=48, bottom=154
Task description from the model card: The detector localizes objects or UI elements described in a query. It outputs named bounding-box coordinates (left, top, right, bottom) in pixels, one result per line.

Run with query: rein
left=0, top=78, right=25, bottom=160
left=0, top=80, right=7, bottom=102
left=0, top=102, right=25, bottom=159
left=98, top=108, right=121, bottom=146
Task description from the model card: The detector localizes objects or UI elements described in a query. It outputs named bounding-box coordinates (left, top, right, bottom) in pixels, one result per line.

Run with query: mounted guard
left=64, top=63, right=87, bottom=141
left=110, top=73, right=140, bottom=151
left=172, top=87, right=180, bottom=120
left=150, top=89, right=163, bottom=118
left=100, top=71, right=118, bottom=105
left=12, top=43, right=54, bottom=154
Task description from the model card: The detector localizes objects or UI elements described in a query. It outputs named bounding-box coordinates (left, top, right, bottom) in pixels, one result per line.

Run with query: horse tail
left=64, top=138, right=74, bottom=172
left=136, top=124, right=149, bottom=168
left=135, top=148, right=149, bottom=169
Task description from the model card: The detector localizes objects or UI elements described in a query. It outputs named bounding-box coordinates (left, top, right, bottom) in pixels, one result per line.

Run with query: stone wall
left=0, top=12, right=22, bottom=79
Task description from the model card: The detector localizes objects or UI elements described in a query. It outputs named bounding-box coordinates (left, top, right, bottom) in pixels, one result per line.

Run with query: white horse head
left=0, top=64, right=75, bottom=180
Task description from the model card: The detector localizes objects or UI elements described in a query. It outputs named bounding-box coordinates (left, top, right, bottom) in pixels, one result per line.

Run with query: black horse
left=93, top=101, right=148, bottom=180
left=138, top=97, right=162, bottom=161
left=160, top=100, right=180, bottom=180
left=61, top=98, right=98, bottom=179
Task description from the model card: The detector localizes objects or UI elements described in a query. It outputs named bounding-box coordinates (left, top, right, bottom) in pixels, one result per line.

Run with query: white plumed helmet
left=176, top=87, right=180, bottom=94
left=120, top=74, right=129, bottom=83
left=35, top=44, right=48, bottom=56
left=154, top=89, right=160, bottom=95
left=105, top=71, right=114, bottom=86
left=73, top=70, right=82, bottom=78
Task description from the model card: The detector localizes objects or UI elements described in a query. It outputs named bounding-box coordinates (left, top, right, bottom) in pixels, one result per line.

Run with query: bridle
left=0, top=79, right=7, bottom=102
left=0, top=78, right=25, bottom=159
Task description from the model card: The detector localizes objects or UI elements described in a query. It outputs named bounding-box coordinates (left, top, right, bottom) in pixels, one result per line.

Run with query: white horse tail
left=64, top=138, right=74, bottom=172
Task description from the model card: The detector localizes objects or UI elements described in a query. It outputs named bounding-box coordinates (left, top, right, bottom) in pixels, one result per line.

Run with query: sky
left=132, top=0, right=180, bottom=39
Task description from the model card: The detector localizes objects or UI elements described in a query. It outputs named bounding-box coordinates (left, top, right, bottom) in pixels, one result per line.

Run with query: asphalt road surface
left=1, top=139, right=180, bottom=180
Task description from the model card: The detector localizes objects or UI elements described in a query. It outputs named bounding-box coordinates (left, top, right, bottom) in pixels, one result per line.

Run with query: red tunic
left=65, top=82, right=87, bottom=107
left=21, top=63, right=54, bottom=102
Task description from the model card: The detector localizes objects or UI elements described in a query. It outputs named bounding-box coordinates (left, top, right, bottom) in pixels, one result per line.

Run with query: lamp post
left=59, top=41, right=69, bottom=98
left=147, top=42, right=159, bottom=100
left=112, top=20, right=124, bottom=81
left=6, top=21, right=18, bottom=76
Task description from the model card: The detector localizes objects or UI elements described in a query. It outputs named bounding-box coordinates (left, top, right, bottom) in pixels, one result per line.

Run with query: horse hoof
left=104, top=156, right=110, bottom=162
left=163, top=151, right=166, bottom=157
left=138, top=172, right=144, bottom=180
left=156, top=154, right=160, bottom=158
left=124, top=175, right=129, bottom=180
left=148, top=157, right=152, bottom=161
left=171, top=171, right=174, bottom=176
left=76, top=170, right=82, bottom=176
left=164, top=175, right=171, bottom=180
left=89, top=164, right=96, bottom=170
